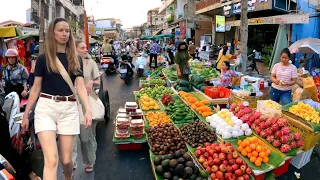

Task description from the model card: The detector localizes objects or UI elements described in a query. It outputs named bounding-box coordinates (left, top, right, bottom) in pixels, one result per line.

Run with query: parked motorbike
left=101, top=55, right=116, bottom=75
left=246, top=50, right=260, bottom=74
left=135, top=53, right=148, bottom=77
left=119, top=50, right=134, bottom=85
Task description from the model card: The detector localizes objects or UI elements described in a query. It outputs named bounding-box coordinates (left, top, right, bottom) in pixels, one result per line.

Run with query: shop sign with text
left=231, top=0, right=272, bottom=14
left=216, top=15, right=226, bottom=32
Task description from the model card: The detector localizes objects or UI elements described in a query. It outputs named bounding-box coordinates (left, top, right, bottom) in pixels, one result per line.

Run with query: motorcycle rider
left=2, top=49, right=29, bottom=101
left=101, top=39, right=113, bottom=57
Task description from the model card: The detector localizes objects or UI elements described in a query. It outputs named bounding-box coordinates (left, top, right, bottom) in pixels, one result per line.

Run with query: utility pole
left=39, top=0, right=45, bottom=54
left=240, top=0, right=248, bottom=74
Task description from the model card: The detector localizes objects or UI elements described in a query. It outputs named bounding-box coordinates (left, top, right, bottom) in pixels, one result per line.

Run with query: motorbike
left=246, top=49, right=260, bottom=74
left=119, top=50, right=134, bottom=85
left=101, top=55, right=116, bottom=75
left=135, top=53, right=148, bottom=77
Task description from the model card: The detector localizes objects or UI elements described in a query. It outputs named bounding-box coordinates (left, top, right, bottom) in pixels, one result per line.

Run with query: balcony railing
left=196, top=0, right=220, bottom=11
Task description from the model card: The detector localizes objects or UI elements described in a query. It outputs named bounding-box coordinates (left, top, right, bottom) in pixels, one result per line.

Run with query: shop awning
left=152, top=29, right=163, bottom=36
left=0, top=26, right=22, bottom=38
left=140, top=36, right=154, bottom=40
left=14, top=33, right=39, bottom=40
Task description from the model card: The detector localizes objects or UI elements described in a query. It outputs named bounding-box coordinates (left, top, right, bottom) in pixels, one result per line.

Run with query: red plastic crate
left=253, top=173, right=265, bottom=180
left=274, top=158, right=291, bottom=177
left=118, top=143, right=142, bottom=150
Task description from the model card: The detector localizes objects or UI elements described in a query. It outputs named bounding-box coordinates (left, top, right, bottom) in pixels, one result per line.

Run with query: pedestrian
left=215, top=45, right=240, bottom=72
left=74, top=40, right=101, bottom=173
left=150, top=40, right=161, bottom=69
left=174, top=42, right=191, bottom=81
left=101, top=39, right=112, bottom=57
left=166, top=39, right=174, bottom=65
left=21, top=17, right=92, bottom=180
left=175, top=37, right=180, bottom=48
left=270, top=48, right=297, bottom=105
left=299, top=53, right=312, bottom=69
left=2, top=48, right=29, bottom=101
left=188, top=41, right=196, bottom=60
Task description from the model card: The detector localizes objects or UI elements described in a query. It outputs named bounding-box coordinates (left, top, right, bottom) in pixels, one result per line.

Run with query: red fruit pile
left=230, top=104, right=304, bottom=153
left=195, top=142, right=252, bottom=180
left=161, top=94, right=173, bottom=106
left=229, top=103, right=262, bottom=127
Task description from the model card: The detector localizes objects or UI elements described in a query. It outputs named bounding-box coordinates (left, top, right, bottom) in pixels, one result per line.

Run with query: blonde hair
left=44, top=18, right=81, bottom=75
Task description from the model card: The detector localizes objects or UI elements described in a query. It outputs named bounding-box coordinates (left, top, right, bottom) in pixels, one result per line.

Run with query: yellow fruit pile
left=217, top=109, right=234, bottom=126
left=178, top=91, right=213, bottom=117
left=145, top=112, right=171, bottom=126
left=289, top=102, right=320, bottom=124
left=263, top=100, right=281, bottom=110
left=139, top=94, right=160, bottom=111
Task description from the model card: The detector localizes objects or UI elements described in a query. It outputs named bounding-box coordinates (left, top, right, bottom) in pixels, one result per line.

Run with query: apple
left=225, top=172, right=233, bottom=180
left=235, top=169, right=243, bottom=177
left=231, top=164, right=239, bottom=171
left=209, top=149, right=215, bottom=156
left=203, top=161, right=209, bottom=168
left=240, top=165, right=247, bottom=172
left=219, top=153, right=226, bottom=160
left=233, top=151, right=239, bottom=158
left=208, top=157, right=213, bottom=161
left=236, top=157, right=243, bottom=165
left=195, top=150, right=202, bottom=157
left=227, top=154, right=233, bottom=160
left=226, top=165, right=233, bottom=173
left=208, top=159, right=214, bottom=166
left=213, top=158, right=221, bottom=165
left=211, top=173, right=217, bottom=179
left=206, top=166, right=212, bottom=173
left=221, top=147, right=228, bottom=154
left=201, top=147, right=206, bottom=154
left=237, top=177, right=245, bottom=180
left=225, top=142, right=232, bottom=146
left=204, top=152, right=210, bottom=159
left=211, top=165, right=219, bottom=173
left=215, top=146, right=221, bottom=153
left=222, top=160, right=229, bottom=166
left=206, top=146, right=212, bottom=152
left=228, top=159, right=235, bottom=165
left=204, top=142, right=211, bottom=147
left=197, top=146, right=203, bottom=150
left=199, top=156, right=205, bottom=163
left=213, top=153, right=219, bottom=158
left=216, top=171, right=224, bottom=179
left=227, top=145, right=234, bottom=152
left=246, top=167, right=252, bottom=174
left=243, top=174, right=250, bottom=180
left=219, top=164, right=227, bottom=172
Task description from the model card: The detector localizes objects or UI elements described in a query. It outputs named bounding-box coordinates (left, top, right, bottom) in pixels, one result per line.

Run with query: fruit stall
left=113, top=69, right=320, bottom=180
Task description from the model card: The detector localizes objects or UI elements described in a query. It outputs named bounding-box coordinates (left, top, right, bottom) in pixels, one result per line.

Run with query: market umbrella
left=269, top=24, right=288, bottom=70
left=0, top=26, right=22, bottom=38
left=288, top=38, right=320, bottom=54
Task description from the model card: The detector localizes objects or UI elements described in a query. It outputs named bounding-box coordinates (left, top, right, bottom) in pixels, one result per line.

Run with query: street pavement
left=30, top=61, right=320, bottom=180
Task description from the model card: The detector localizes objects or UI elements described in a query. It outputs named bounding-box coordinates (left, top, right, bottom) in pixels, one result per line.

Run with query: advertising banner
left=216, top=15, right=226, bottom=32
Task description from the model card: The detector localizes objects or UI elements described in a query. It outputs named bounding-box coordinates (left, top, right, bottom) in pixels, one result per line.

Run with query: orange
left=255, top=159, right=262, bottom=167
left=244, top=141, right=250, bottom=147
left=265, top=149, right=271, bottom=156
left=263, top=157, right=269, bottom=163
left=250, top=144, right=256, bottom=151
left=256, top=146, right=263, bottom=153
left=247, top=153, right=252, bottom=158
left=259, top=152, right=266, bottom=158
left=241, top=150, right=248, bottom=156
left=257, top=157, right=263, bottom=162
left=250, top=156, right=257, bottom=163
left=252, top=151, right=258, bottom=157
left=248, top=137, right=255, bottom=143
left=245, top=147, right=252, bottom=153
left=240, top=143, right=246, bottom=148
left=238, top=140, right=243, bottom=146
left=237, top=146, right=244, bottom=152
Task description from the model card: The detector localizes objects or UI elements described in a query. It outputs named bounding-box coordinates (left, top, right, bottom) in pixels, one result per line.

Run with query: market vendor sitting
left=270, top=48, right=297, bottom=105
left=218, top=61, right=238, bottom=89
left=2, top=48, right=29, bottom=101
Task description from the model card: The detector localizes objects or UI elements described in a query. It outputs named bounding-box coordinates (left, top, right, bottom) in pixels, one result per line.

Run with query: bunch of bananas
left=289, top=102, right=320, bottom=124
left=263, top=100, right=281, bottom=110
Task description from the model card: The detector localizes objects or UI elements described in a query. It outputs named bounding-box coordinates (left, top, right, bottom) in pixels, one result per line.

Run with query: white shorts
left=34, top=97, right=80, bottom=135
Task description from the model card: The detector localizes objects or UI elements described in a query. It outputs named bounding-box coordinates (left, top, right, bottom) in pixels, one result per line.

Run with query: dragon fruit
left=255, top=127, right=262, bottom=135
left=238, top=111, right=245, bottom=118
left=275, top=131, right=282, bottom=139
left=277, top=118, right=288, bottom=127
left=266, top=135, right=275, bottom=143
left=230, top=103, right=237, bottom=111
left=280, top=144, right=291, bottom=153
left=270, top=117, right=278, bottom=124
left=265, top=120, right=272, bottom=127
left=253, top=112, right=261, bottom=119
left=259, top=115, right=268, bottom=122
left=254, top=119, right=261, bottom=126
left=271, top=124, right=279, bottom=132
left=235, top=106, right=240, bottom=113
left=240, top=116, right=248, bottom=123
left=260, top=122, right=266, bottom=129
left=290, top=141, right=297, bottom=149
left=293, top=133, right=301, bottom=140
left=265, top=129, right=273, bottom=136
left=297, top=140, right=304, bottom=147
left=280, top=135, right=290, bottom=144
left=273, top=140, right=281, bottom=148
left=244, top=107, right=252, bottom=114
left=247, top=121, right=252, bottom=127
left=281, top=127, right=290, bottom=135
left=260, top=131, right=267, bottom=138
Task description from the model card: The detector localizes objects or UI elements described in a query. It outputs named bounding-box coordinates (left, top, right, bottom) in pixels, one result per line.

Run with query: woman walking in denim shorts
left=21, top=18, right=92, bottom=180
left=270, top=48, right=297, bottom=105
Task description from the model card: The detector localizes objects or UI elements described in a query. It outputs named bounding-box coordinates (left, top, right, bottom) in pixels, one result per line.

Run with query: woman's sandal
left=85, top=165, right=94, bottom=173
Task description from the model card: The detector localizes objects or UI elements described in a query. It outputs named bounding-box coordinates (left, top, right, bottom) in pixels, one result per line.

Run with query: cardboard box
left=257, top=100, right=282, bottom=118
left=292, top=85, right=312, bottom=102
left=303, top=77, right=319, bottom=101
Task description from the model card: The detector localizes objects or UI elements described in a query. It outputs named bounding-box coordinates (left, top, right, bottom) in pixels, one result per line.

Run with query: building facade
left=147, top=7, right=166, bottom=35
